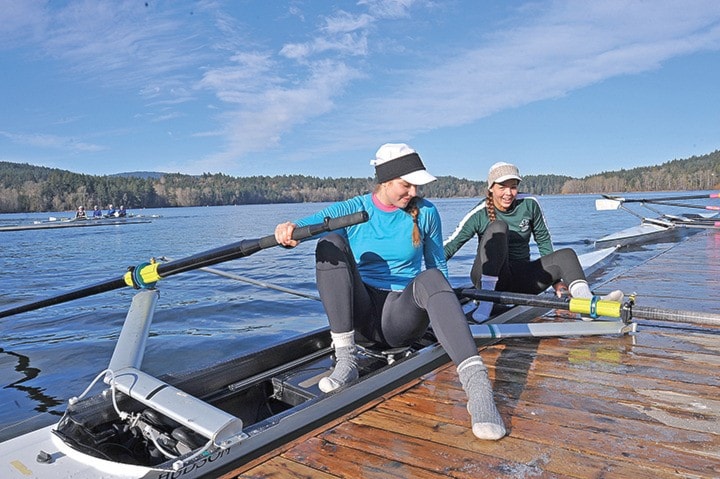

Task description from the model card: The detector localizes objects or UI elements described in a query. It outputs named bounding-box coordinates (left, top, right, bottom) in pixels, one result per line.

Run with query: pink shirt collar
left=372, top=193, right=398, bottom=212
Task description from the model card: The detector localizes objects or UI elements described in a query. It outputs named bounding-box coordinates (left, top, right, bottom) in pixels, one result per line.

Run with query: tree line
left=0, top=150, right=718, bottom=213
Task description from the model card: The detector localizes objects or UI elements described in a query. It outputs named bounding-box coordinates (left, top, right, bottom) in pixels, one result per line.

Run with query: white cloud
left=194, top=59, right=362, bottom=171
left=358, top=0, right=419, bottom=19
left=0, top=0, right=48, bottom=48
left=323, top=11, right=374, bottom=34
left=0, top=131, right=105, bottom=153
left=281, top=33, right=369, bottom=59
left=280, top=10, right=373, bottom=60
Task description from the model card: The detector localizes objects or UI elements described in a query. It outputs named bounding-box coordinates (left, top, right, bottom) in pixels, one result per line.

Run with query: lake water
left=0, top=192, right=712, bottom=440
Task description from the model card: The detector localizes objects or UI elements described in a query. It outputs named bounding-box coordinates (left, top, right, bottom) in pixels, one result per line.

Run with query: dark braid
left=486, top=190, right=496, bottom=222
left=404, top=196, right=422, bottom=247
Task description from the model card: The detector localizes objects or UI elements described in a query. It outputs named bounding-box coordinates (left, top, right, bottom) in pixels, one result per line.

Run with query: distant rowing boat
left=594, top=193, right=720, bottom=248
left=0, top=216, right=152, bottom=232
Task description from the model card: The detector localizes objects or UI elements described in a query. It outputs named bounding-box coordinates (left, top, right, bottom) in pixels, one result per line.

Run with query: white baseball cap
left=370, top=143, right=436, bottom=185
left=487, top=162, right=521, bottom=188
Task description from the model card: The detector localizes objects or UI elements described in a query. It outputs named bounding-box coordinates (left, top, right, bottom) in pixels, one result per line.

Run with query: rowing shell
left=0, top=217, right=151, bottom=232
left=594, top=220, right=698, bottom=248
left=0, top=249, right=621, bottom=479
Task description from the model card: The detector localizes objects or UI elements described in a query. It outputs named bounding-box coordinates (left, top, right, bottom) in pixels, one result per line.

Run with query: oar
left=603, top=192, right=720, bottom=203
left=0, top=212, right=368, bottom=319
left=594, top=199, right=674, bottom=227
left=662, top=214, right=720, bottom=228
left=595, top=197, right=720, bottom=212
left=643, top=200, right=720, bottom=211
left=460, top=289, right=720, bottom=327
left=158, top=256, right=321, bottom=301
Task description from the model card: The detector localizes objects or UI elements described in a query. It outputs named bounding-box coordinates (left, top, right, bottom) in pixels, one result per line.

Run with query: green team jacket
left=443, top=196, right=554, bottom=262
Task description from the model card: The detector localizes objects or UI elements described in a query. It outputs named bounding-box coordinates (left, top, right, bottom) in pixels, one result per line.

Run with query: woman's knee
left=485, top=219, right=508, bottom=235
left=316, top=232, right=350, bottom=264
left=549, top=248, right=582, bottom=272
left=554, top=248, right=578, bottom=262
left=414, top=268, right=454, bottom=296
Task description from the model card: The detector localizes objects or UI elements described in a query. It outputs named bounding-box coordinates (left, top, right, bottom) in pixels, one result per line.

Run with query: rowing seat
left=110, top=367, right=247, bottom=448
left=357, top=344, right=412, bottom=365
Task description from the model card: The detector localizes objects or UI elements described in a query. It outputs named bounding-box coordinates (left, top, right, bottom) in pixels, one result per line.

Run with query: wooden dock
left=220, top=232, right=720, bottom=479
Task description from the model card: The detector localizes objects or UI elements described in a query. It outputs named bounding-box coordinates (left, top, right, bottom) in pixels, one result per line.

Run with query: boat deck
left=221, top=232, right=720, bottom=479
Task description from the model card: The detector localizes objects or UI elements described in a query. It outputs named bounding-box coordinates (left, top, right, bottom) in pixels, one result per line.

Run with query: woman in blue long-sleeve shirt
left=275, top=143, right=506, bottom=441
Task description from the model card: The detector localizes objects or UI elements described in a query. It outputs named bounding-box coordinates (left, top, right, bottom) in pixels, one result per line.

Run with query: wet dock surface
left=221, top=231, right=720, bottom=479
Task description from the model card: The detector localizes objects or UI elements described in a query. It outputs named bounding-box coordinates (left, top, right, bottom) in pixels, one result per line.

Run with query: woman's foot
left=457, top=356, right=506, bottom=440
left=319, top=345, right=358, bottom=392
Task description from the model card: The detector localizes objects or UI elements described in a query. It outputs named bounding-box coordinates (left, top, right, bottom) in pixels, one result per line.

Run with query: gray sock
left=457, top=356, right=506, bottom=440
left=319, top=332, right=359, bottom=393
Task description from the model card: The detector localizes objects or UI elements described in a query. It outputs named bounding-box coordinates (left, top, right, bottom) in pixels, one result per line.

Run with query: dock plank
left=234, top=455, right=338, bottom=478
left=282, top=434, right=473, bottom=479
left=376, top=373, right=717, bottom=476
left=305, top=421, right=575, bottom=479
left=349, top=407, right=678, bottom=479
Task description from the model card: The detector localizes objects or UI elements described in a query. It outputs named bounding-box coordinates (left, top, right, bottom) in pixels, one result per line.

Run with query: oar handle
left=126, top=211, right=369, bottom=286
left=293, top=211, right=370, bottom=242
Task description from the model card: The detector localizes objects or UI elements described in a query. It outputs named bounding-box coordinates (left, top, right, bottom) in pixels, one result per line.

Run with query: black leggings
left=315, top=233, right=477, bottom=364
left=471, top=220, right=586, bottom=294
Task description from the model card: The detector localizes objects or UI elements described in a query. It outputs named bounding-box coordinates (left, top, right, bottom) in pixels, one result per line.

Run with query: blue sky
left=1, top=1, right=719, bottom=182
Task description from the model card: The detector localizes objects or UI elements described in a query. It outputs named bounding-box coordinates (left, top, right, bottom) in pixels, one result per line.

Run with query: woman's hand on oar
left=0, top=212, right=368, bottom=319
left=275, top=222, right=301, bottom=248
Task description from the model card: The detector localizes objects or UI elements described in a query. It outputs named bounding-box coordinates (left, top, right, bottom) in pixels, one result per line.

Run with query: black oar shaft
left=0, top=212, right=368, bottom=319
left=0, top=278, right=127, bottom=319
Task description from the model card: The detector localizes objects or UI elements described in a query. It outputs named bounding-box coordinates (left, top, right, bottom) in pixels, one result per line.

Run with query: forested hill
left=0, top=150, right=718, bottom=213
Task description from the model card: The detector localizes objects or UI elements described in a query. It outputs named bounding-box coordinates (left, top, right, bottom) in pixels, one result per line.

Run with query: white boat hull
left=594, top=222, right=691, bottom=248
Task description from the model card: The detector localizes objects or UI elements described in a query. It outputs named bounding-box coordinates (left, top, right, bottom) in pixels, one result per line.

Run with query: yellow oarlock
left=123, top=260, right=162, bottom=289
left=568, top=297, right=622, bottom=319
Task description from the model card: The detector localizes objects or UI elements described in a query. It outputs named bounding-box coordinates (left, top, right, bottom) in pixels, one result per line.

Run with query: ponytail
left=486, top=190, right=496, bottom=222
left=405, top=197, right=422, bottom=247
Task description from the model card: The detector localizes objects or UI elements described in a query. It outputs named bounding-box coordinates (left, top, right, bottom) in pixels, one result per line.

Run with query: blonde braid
left=405, top=197, right=422, bottom=247
left=486, top=190, right=496, bottom=222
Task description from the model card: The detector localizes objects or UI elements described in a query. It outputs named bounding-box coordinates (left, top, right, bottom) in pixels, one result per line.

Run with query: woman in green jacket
left=444, top=162, right=622, bottom=320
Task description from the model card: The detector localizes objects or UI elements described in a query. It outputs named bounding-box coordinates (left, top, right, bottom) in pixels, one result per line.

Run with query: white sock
left=457, top=356, right=506, bottom=441
left=319, top=331, right=358, bottom=393
left=569, top=280, right=593, bottom=298
left=570, top=281, right=623, bottom=301
left=601, top=290, right=624, bottom=302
